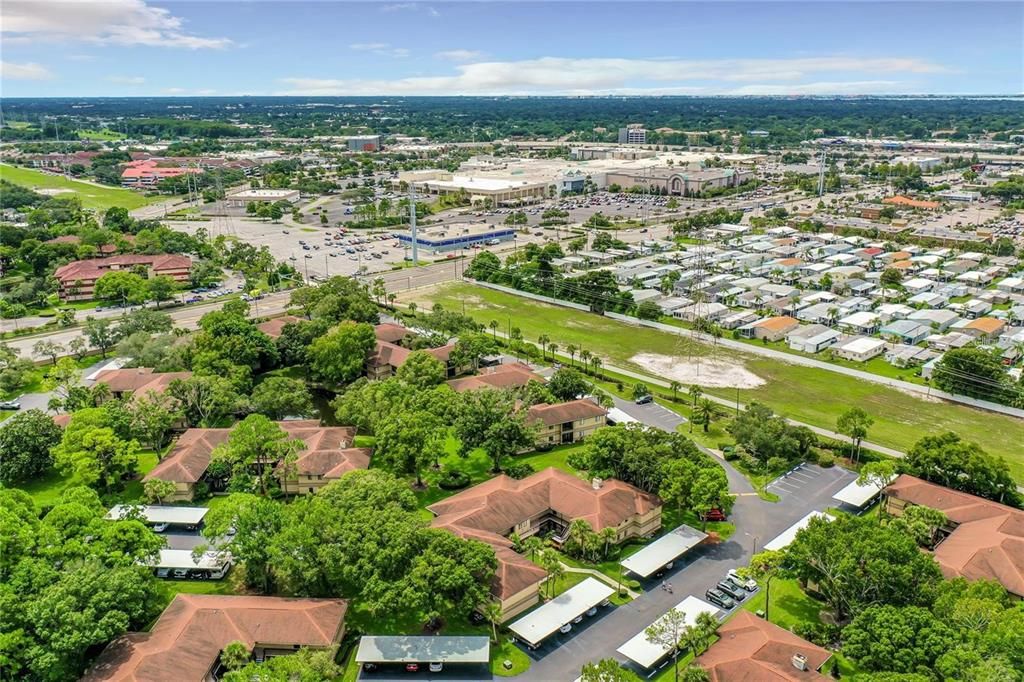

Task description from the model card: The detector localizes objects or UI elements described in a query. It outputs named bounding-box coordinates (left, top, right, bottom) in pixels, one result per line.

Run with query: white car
left=727, top=569, right=758, bottom=592
left=152, top=523, right=169, bottom=533
left=558, top=623, right=572, bottom=634
left=429, top=663, right=443, bottom=673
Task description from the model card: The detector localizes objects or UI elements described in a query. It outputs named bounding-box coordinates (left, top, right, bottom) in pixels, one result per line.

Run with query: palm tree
left=695, top=398, right=717, bottom=433
left=591, top=356, right=603, bottom=377
left=548, top=343, right=559, bottom=361
left=482, top=601, right=503, bottom=643
left=566, top=344, right=578, bottom=367
left=688, top=385, right=703, bottom=433
left=670, top=380, right=682, bottom=402
left=579, top=350, right=592, bottom=374
left=538, top=334, right=550, bottom=360
left=523, top=535, right=546, bottom=562
left=489, top=320, right=498, bottom=340
left=599, top=527, right=618, bottom=559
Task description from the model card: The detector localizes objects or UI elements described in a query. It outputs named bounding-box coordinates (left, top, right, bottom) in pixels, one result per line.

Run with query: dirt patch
left=630, top=352, right=766, bottom=389
left=36, top=188, right=74, bottom=195
left=892, top=385, right=943, bottom=403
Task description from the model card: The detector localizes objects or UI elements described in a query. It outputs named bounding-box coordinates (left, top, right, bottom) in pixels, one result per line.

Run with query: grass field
left=20, top=450, right=159, bottom=509
left=76, top=128, right=127, bottom=141
left=407, top=282, right=1024, bottom=479
left=0, top=163, right=162, bottom=210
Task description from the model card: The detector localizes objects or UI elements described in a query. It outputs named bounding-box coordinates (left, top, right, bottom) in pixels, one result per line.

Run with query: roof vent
left=792, top=653, right=808, bottom=671
left=592, top=478, right=603, bottom=490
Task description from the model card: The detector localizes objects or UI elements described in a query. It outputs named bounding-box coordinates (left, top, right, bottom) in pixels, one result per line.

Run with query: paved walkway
left=559, top=564, right=640, bottom=599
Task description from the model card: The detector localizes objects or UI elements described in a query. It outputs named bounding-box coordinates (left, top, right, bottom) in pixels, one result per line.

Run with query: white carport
left=355, top=636, right=490, bottom=665
left=620, top=525, right=708, bottom=578
left=105, top=505, right=208, bottom=526
left=606, top=407, right=639, bottom=425
left=616, top=596, right=720, bottom=669
left=832, top=476, right=894, bottom=509
left=508, top=577, right=614, bottom=648
left=764, top=511, right=832, bottom=551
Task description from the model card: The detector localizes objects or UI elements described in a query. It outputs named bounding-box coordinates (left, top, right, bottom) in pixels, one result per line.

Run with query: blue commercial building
left=393, top=227, right=516, bottom=252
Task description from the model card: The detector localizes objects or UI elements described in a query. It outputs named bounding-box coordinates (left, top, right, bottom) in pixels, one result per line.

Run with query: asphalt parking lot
left=765, top=461, right=855, bottom=502
left=609, top=395, right=686, bottom=432
left=357, top=663, right=492, bottom=681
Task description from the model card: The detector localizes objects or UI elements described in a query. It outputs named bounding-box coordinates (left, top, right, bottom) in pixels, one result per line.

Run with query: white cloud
left=277, top=55, right=948, bottom=96
left=350, top=42, right=409, bottom=58
left=435, top=49, right=485, bottom=62
left=380, top=3, right=438, bottom=16
left=107, top=75, right=146, bottom=85
left=196, top=88, right=217, bottom=96
left=1, top=60, right=54, bottom=80
left=728, top=80, right=907, bottom=95
left=161, top=87, right=186, bottom=94
left=1, top=0, right=232, bottom=49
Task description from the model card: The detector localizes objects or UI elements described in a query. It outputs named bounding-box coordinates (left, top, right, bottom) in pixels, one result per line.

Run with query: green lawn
left=76, top=128, right=127, bottom=141
left=742, top=577, right=822, bottom=632
left=0, top=163, right=163, bottom=210
left=19, top=450, right=159, bottom=509
left=410, top=282, right=1024, bottom=479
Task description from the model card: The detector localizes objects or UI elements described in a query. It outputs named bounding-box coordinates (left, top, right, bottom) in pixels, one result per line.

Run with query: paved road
left=6, top=291, right=293, bottom=362
left=609, top=395, right=686, bottom=432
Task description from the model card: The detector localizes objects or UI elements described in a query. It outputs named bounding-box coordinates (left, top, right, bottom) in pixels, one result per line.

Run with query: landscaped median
left=403, top=281, right=1024, bottom=480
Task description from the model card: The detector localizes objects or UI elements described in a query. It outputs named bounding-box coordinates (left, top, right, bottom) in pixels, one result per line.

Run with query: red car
left=701, top=508, right=727, bottom=522
left=405, top=663, right=419, bottom=672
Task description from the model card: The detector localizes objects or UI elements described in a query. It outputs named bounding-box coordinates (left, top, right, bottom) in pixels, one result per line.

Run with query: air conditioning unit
left=792, top=653, right=808, bottom=671
left=591, top=477, right=603, bottom=490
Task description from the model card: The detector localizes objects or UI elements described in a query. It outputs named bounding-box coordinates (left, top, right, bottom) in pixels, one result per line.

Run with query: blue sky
left=1, top=1, right=1021, bottom=97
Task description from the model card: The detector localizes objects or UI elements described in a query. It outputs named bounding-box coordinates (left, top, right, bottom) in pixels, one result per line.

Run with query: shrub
left=566, top=451, right=591, bottom=471
left=503, top=462, right=534, bottom=479
left=438, top=468, right=471, bottom=490
left=817, top=452, right=835, bottom=468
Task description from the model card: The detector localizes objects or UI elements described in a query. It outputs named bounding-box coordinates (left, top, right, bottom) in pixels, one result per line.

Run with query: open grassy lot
left=76, top=128, right=127, bottom=141
left=19, top=450, right=159, bottom=509
left=408, top=282, right=1024, bottom=478
left=0, top=163, right=162, bottom=210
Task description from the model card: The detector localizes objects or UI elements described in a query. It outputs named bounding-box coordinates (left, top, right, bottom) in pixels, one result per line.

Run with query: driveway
left=0, top=356, right=124, bottom=428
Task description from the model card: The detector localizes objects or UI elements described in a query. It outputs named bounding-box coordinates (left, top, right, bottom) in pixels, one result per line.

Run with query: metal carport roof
left=832, top=476, right=894, bottom=508
left=616, top=596, right=720, bottom=669
left=620, top=524, right=708, bottom=578
left=354, top=636, right=490, bottom=664
left=508, top=577, right=614, bottom=647
left=106, top=505, right=208, bottom=525
left=764, top=511, right=831, bottom=551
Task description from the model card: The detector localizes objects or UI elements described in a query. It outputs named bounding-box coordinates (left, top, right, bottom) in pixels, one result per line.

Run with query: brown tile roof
left=429, top=467, right=659, bottom=598
left=53, top=414, right=72, bottom=428
left=446, top=363, right=545, bottom=393
left=884, top=474, right=1024, bottom=597
left=369, top=340, right=455, bottom=370
left=256, top=315, right=303, bottom=339
left=696, top=611, right=831, bottom=682
left=526, top=399, right=608, bottom=427
left=145, top=427, right=231, bottom=484
left=145, top=420, right=359, bottom=485
left=82, top=594, right=347, bottom=682
left=374, top=322, right=411, bottom=344
left=53, top=254, right=192, bottom=284
left=94, top=368, right=192, bottom=396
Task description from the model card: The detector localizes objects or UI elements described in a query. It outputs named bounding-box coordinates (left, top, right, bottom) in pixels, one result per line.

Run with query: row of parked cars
left=705, top=569, right=758, bottom=610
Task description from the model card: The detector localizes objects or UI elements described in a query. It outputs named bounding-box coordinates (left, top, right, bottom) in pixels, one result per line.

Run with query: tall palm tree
left=523, top=535, right=546, bottom=562
left=489, top=320, right=498, bottom=339
left=482, top=601, right=503, bottom=643
left=688, top=385, right=703, bottom=433
left=548, top=343, right=559, bottom=361
left=591, top=356, right=603, bottom=376
left=538, top=334, right=550, bottom=360
left=599, top=527, right=618, bottom=559
left=695, top=398, right=717, bottom=433
left=579, top=350, right=592, bottom=373
left=566, top=344, right=578, bottom=367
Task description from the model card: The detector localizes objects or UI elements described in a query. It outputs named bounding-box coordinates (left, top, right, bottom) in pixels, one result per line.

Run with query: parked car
left=559, top=623, right=572, bottom=634
left=362, top=663, right=378, bottom=672
left=586, top=606, right=598, bottom=617
left=634, top=394, right=654, bottom=405
left=0, top=399, right=21, bottom=411
left=572, top=614, right=584, bottom=624
left=727, top=569, right=758, bottom=592
left=404, top=663, right=419, bottom=672
left=716, top=580, right=746, bottom=602
left=705, top=588, right=736, bottom=610
left=429, top=663, right=443, bottom=673
left=152, top=523, right=169, bottom=533
left=172, top=568, right=189, bottom=579
left=700, top=508, right=727, bottom=522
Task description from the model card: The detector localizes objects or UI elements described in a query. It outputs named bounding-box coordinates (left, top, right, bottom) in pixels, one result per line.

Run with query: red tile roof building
left=53, top=254, right=191, bottom=301
left=695, top=610, right=832, bottom=681
left=82, top=594, right=347, bottom=682
left=428, top=468, right=661, bottom=619
left=94, top=368, right=192, bottom=399
left=120, top=159, right=204, bottom=188
left=883, top=474, right=1024, bottom=597
left=144, top=420, right=364, bottom=501
left=446, top=362, right=545, bottom=393
left=526, top=399, right=608, bottom=447
left=365, top=323, right=456, bottom=379
left=256, top=315, right=303, bottom=339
